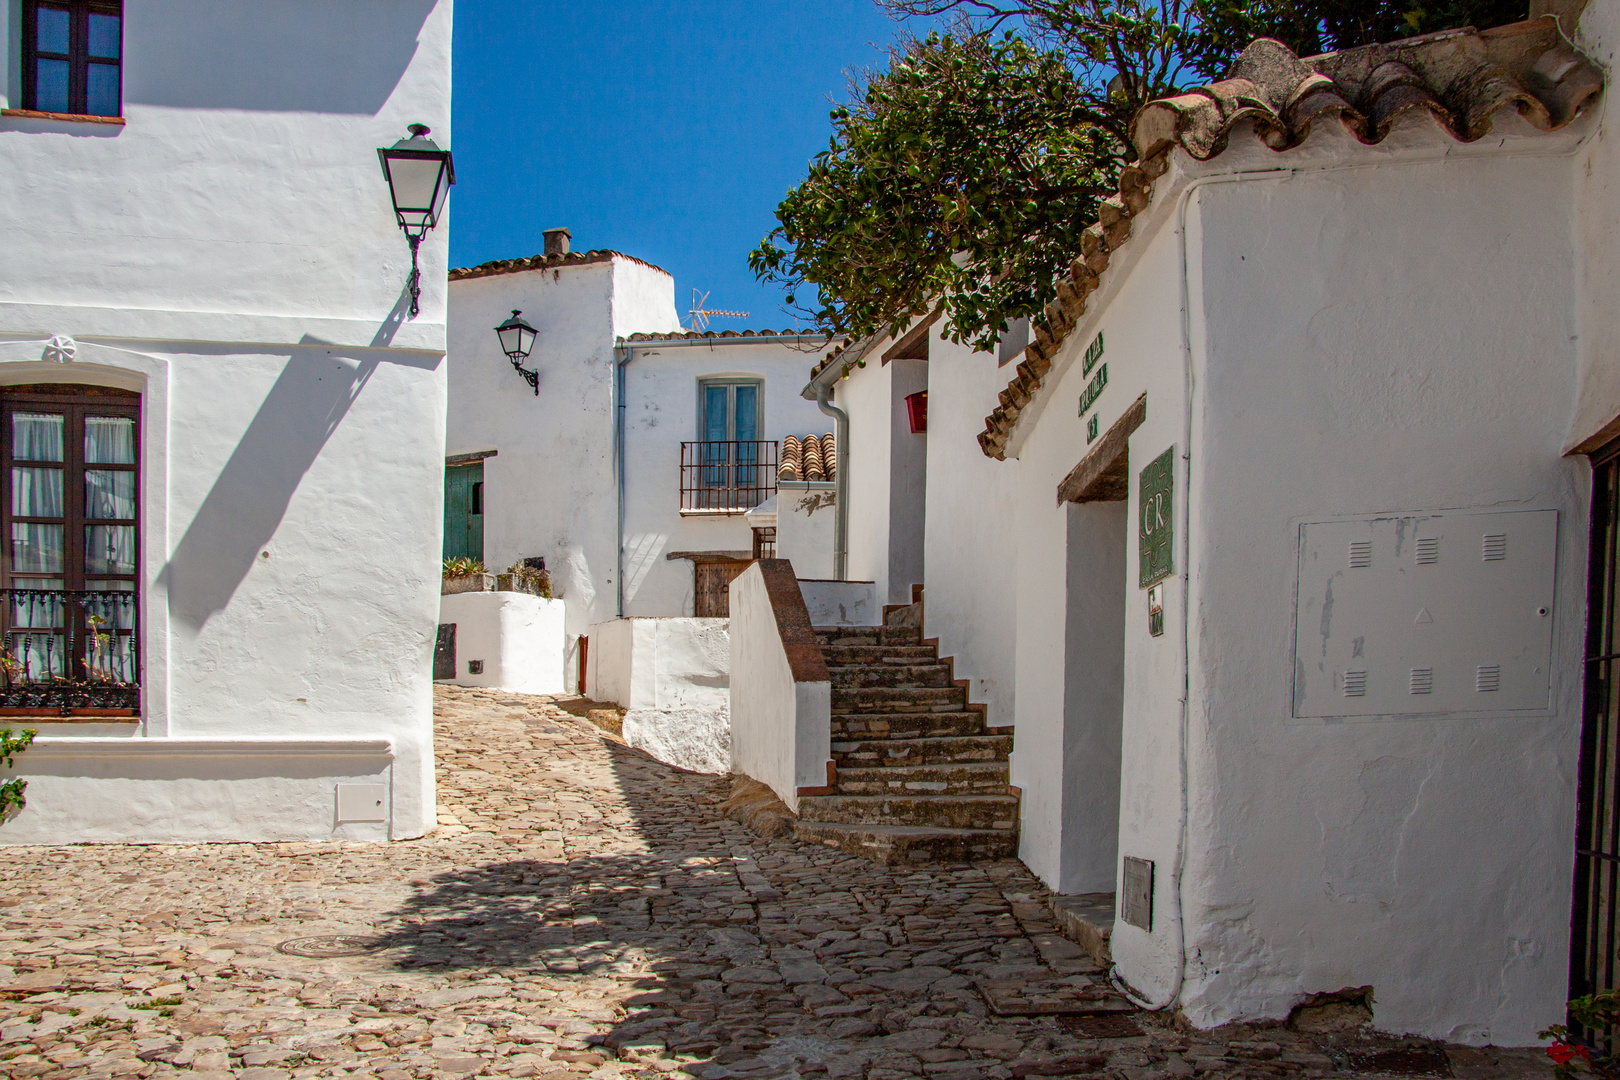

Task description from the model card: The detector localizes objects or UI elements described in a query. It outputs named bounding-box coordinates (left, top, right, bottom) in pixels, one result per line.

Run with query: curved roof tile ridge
left=976, top=14, right=1602, bottom=460
left=619, top=328, right=839, bottom=344
left=449, top=248, right=670, bottom=281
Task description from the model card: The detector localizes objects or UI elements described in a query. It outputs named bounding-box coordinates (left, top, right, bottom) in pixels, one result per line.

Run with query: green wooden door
left=443, top=462, right=484, bottom=563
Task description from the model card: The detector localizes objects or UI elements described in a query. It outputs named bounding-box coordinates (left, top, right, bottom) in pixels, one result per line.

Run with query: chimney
left=543, top=227, right=572, bottom=256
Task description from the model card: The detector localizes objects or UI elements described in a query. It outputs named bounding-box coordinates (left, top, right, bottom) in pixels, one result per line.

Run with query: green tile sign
left=1139, top=446, right=1174, bottom=588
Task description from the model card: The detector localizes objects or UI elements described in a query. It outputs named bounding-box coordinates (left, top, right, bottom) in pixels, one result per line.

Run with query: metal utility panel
left=1293, top=510, right=1557, bottom=719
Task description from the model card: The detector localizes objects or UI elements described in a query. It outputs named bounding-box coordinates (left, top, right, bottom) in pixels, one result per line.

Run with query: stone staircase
left=793, top=610, right=1019, bottom=864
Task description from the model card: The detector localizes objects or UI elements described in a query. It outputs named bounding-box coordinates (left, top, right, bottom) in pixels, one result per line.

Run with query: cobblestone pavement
left=0, top=686, right=1551, bottom=1080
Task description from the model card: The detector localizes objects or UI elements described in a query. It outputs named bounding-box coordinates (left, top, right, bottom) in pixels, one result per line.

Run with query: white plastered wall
left=0, top=0, right=454, bottom=843
left=585, top=616, right=730, bottom=774
left=438, top=592, right=566, bottom=694
left=621, top=339, right=835, bottom=616
left=1571, top=3, right=1620, bottom=450
left=1011, top=110, right=1595, bottom=1041
left=921, top=331, right=1021, bottom=727
left=447, top=259, right=678, bottom=689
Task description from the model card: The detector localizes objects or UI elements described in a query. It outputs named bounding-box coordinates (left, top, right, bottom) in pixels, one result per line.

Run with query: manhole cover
left=275, top=935, right=382, bottom=958
left=1342, top=1048, right=1451, bottom=1076
left=1059, top=1013, right=1144, bottom=1038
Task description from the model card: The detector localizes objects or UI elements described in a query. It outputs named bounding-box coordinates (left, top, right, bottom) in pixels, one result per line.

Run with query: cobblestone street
left=0, top=687, right=1553, bottom=1080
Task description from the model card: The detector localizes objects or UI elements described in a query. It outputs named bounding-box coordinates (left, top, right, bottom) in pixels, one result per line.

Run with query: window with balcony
left=0, top=386, right=140, bottom=715
left=682, top=378, right=775, bottom=513
left=21, top=1, right=123, bottom=118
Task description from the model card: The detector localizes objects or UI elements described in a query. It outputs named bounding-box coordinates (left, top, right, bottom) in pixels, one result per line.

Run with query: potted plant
left=441, top=557, right=494, bottom=595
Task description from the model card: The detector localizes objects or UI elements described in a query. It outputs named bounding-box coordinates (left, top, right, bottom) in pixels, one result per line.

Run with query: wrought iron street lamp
left=378, top=123, right=455, bottom=318
left=495, top=309, right=539, bottom=394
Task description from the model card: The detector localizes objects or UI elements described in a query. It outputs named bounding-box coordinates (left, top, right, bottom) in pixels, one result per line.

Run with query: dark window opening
left=470, top=481, right=483, bottom=516
left=0, top=385, right=140, bottom=714
left=21, top=1, right=122, bottom=117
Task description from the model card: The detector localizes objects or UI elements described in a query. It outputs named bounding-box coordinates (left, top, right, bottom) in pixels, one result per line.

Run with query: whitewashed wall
left=921, top=332, right=1021, bottom=727
left=840, top=355, right=929, bottom=607
left=0, top=0, right=454, bottom=843
left=446, top=259, right=679, bottom=689
left=776, top=481, right=836, bottom=580
left=438, top=592, right=566, bottom=695
left=1013, top=111, right=1595, bottom=1041
left=1571, top=3, right=1620, bottom=451
left=621, top=339, right=836, bottom=616
left=585, top=616, right=730, bottom=774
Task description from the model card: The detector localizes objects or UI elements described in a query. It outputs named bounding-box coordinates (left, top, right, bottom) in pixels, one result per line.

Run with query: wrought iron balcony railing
left=680, top=440, right=779, bottom=514
left=0, top=589, right=138, bottom=714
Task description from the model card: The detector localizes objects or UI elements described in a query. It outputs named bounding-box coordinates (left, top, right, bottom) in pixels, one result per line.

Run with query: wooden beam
left=1057, top=394, right=1147, bottom=505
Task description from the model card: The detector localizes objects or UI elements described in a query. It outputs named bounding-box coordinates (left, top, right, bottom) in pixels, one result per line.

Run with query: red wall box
left=906, top=390, right=928, bottom=433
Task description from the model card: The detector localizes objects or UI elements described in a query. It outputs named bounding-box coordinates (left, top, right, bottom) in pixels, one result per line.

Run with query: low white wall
left=777, top=481, right=836, bottom=579
left=586, top=617, right=731, bottom=774
left=438, top=592, right=566, bottom=695
left=798, top=579, right=880, bottom=627
left=0, top=738, right=395, bottom=844
left=729, top=562, right=831, bottom=811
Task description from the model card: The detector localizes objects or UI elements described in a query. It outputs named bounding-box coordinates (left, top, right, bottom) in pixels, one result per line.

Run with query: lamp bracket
left=511, top=357, right=539, bottom=395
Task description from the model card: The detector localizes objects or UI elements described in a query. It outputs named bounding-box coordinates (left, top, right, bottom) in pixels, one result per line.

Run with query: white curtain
left=11, top=467, right=62, bottom=517
left=85, top=524, right=135, bottom=575
left=84, top=470, right=134, bottom=520
left=12, top=413, right=63, bottom=462
left=84, top=417, right=134, bottom=464
left=11, top=523, right=62, bottom=574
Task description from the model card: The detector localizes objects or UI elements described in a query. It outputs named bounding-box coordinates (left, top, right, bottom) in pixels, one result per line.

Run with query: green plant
left=442, top=556, right=486, bottom=578
left=0, top=727, right=35, bottom=822
left=1541, top=990, right=1620, bottom=1079
left=506, top=562, right=553, bottom=599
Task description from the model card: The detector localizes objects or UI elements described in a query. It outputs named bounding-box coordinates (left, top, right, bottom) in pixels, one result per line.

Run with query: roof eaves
left=977, top=14, right=1603, bottom=460
left=449, top=248, right=670, bottom=282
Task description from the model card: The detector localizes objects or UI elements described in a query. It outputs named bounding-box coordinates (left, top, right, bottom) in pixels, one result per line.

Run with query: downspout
left=816, top=382, right=849, bottom=580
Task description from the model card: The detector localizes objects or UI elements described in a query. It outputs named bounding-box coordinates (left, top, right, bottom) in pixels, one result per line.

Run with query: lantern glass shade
left=378, top=125, right=455, bottom=236
left=495, top=310, right=537, bottom=360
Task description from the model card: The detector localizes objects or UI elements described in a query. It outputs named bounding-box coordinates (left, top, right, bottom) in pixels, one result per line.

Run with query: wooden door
left=443, top=462, right=483, bottom=563
left=695, top=560, right=748, bottom=617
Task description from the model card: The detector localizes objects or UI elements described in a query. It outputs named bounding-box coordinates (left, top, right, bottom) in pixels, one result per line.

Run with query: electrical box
left=336, top=783, right=388, bottom=823
left=1293, top=509, right=1557, bottom=719
left=1122, top=857, right=1154, bottom=931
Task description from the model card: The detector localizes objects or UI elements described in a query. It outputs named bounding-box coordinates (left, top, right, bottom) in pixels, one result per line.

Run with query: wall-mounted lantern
left=905, top=390, right=928, bottom=433
left=495, top=309, right=539, bottom=394
left=378, top=124, right=455, bottom=319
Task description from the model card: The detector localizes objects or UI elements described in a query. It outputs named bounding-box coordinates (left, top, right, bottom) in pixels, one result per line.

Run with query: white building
left=0, top=0, right=454, bottom=843
left=444, top=238, right=839, bottom=698
left=788, top=4, right=1617, bottom=1043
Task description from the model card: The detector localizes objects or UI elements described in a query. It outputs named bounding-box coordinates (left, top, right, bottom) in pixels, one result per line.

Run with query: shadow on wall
left=161, top=346, right=384, bottom=633
left=125, top=0, right=437, bottom=114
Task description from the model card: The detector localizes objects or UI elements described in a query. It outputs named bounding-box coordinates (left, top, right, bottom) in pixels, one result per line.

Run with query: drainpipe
left=802, top=334, right=881, bottom=583
left=816, top=382, right=849, bottom=580
left=616, top=332, right=838, bottom=616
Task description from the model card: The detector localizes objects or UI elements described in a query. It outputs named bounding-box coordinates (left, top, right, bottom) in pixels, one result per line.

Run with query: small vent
left=1343, top=670, right=1367, bottom=697
left=1409, top=667, right=1434, bottom=694
left=1477, top=664, right=1501, bottom=692
left=1482, top=533, right=1507, bottom=561
left=1348, top=541, right=1372, bottom=568
left=1415, top=537, right=1439, bottom=564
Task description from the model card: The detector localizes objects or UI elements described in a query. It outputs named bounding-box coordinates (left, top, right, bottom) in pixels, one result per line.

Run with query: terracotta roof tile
left=970, top=15, right=1603, bottom=459
left=778, top=432, right=836, bottom=481
left=449, top=248, right=669, bottom=281
left=621, top=329, right=838, bottom=343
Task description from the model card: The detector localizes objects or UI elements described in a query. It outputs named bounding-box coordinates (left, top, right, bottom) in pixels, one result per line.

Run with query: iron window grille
left=0, top=386, right=140, bottom=716
left=680, top=441, right=778, bottom=514
left=752, top=527, right=776, bottom=560
left=21, top=1, right=122, bottom=117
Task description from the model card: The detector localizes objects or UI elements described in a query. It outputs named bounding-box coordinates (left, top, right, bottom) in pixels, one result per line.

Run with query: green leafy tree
left=755, top=0, right=1526, bottom=352
left=0, top=727, right=35, bottom=822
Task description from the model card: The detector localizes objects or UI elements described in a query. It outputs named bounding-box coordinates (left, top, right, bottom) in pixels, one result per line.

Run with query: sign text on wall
left=1139, top=446, right=1175, bottom=588
left=1077, top=362, right=1108, bottom=419
left=1083, top=330, right=1105, bottom=376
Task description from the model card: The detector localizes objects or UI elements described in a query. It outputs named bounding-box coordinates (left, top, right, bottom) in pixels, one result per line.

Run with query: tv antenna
left=688, top=289, right=748, bottom=332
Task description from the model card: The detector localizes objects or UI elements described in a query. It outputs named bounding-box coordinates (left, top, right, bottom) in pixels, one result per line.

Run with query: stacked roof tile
left=622, top=329, right=837, bottom=343
left=975, top=16, right=1602, bottom=459
left=778, top=433, right=837, bottom=482
left=449, top=249, right=668, bottom=281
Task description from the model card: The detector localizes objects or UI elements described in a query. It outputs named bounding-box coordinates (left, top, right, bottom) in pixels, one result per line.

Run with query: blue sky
left=449, top=1, right=932, bottom=332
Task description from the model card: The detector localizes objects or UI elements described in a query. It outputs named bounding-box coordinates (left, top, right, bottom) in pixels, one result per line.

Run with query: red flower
left=1549, top=1043, right=1577, bottom=1065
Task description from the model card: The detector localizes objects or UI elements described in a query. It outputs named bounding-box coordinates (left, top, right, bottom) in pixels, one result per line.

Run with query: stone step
left=814, top=626, right=923, bottom=647
left=835, top=762, right=1010, bottom=797
left=797, top=793, right=1019, bottom=831
left=831, top=712, right=989, bottom=741
left=821, top=644, right=939, bottom=665
left=826, top=664, right=953, bottom=689
left=1050, top=892, right=1115, bottom=967
left=832, top=685, right=965, bottom=714
left=832, top=733, right=1014, bottom=767
left=793, top=821, right=1018, bottom=865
